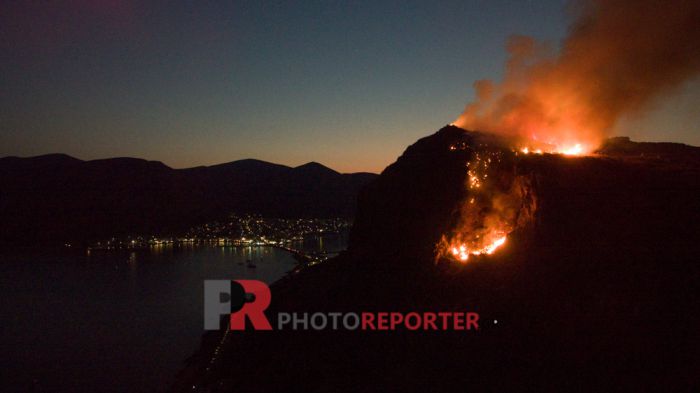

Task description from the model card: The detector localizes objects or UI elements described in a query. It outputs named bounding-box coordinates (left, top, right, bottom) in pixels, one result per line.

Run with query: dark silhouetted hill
left=0, top=156, right=376, bottom=247
left=174, top=126, right=700, bottom=392
left=596, top=136, right=700, bottom=164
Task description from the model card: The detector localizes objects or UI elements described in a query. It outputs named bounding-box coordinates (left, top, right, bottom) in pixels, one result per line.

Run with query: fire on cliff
left=437, top=131, right=586, bottom=263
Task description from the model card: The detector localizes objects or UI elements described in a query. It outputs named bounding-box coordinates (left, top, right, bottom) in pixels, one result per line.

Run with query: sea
left=0, top=233, right=347, bottom=392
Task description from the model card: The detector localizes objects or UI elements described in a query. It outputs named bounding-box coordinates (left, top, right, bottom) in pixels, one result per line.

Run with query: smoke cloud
left=454, top=0, right=700, bottom=151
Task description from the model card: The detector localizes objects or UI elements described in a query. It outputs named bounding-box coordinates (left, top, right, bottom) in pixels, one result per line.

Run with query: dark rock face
left=349, top=125, right=471, bottom=262
left=175, top=127, right=700, bottom=392
left=597, top=135, right=700, bottom=164
left=349, top=125, right=541, bottom=266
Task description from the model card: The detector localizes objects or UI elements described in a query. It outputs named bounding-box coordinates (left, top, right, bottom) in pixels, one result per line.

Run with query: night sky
left=2, top=1, right=698, bottom=173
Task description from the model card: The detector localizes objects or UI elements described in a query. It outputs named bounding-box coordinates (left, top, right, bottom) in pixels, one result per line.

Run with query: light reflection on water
left=0, top=234, right=346, bottom=393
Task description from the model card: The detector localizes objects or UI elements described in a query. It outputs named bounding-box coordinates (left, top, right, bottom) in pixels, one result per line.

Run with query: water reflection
left=0, top=243, right=315, bottom=393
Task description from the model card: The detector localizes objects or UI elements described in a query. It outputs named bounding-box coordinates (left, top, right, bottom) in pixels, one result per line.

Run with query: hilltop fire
left=437, top=130, right=594, bottom=263
left=519, top=142, right=586, bottom=156
left=438, top=0, right=700, bottom=263
left=437, top=134, right=538, bottom=263
left=453, top=0, right=700, bottom=155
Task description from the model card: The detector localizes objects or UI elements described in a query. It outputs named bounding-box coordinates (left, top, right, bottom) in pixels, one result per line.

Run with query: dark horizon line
left=0, top=152, right=379, bottom=176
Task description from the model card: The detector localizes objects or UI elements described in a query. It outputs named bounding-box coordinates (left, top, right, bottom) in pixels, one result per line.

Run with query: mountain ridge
left=0, top=154, right=370, bottom=175
left=0, top=155, right=377, bottom=247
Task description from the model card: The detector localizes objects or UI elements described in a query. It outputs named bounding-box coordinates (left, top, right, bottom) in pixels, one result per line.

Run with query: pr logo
left=204, top=280, right=272, bottom=330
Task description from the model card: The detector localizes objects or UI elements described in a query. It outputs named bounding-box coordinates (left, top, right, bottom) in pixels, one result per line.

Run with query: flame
left=561, top=144, right=583, bottom=156
left=483, top=236, right=507, bottom=254
left=449, top=235, right=507, bottom=263
left=519, top=142, right=586, bottom=156
left=438, top=139, right=538, bottom=263
left=453, top=1, right=700, bottom=153
left=443, top=0, right=700, bottom=264
left=439, top=133, right=541, bottom=264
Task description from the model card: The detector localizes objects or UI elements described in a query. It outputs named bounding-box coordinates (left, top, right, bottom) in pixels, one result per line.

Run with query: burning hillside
left=352, top=124, right=700, bottom=269
left=438, top=0, right=700, bottom=265
left=171, top=2, right=700, bottom=389
left=349, top=126, right=609, bottom=265
left=437, top=133, right=537, bottom=263
left=175, top=125, right=700, bottom=392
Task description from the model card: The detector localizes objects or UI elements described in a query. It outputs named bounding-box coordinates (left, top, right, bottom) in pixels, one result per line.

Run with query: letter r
left=230, top=280, right=273, bottom=330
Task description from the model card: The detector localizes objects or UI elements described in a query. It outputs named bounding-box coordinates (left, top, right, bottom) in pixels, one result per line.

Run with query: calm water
left=0, top=234, right=346, bottom=392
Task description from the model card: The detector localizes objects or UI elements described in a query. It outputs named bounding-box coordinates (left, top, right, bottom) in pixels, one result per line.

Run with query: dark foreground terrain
left=175, top=126, right=700, bottom=392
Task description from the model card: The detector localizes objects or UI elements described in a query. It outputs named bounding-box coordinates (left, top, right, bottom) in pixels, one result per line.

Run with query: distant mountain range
left=0, top=154, right=377, bottom=247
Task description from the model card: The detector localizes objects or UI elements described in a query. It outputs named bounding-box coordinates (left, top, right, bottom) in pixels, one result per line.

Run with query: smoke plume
left=454, top=0, right=700, bottom=151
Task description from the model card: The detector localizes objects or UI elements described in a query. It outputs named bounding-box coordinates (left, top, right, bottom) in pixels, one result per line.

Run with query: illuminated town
left=88, top=214, right=351, bottom=265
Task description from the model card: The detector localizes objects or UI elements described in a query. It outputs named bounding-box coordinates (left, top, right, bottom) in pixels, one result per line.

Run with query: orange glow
left=561, top=144, right=583, bottom=156
left=447, top=235, right=508, bottom=263
left=519, top=142, right=587, bottom=156
left=452, top=1, right=700, bottom=157
left=438, top=142, right=536, bottom=264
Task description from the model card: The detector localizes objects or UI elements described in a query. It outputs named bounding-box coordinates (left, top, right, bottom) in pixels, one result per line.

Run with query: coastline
left=166, top=244, right=331, bottom=392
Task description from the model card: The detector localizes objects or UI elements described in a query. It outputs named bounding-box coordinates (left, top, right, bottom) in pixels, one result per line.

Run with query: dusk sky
left=2, top=0, right=698, bottom=173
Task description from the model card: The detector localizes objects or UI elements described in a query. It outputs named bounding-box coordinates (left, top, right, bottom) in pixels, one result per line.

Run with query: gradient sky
left=2, top=1, right=698, bottom=173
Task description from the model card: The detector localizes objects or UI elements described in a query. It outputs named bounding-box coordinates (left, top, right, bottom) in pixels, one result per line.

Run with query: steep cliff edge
left=175, top=126, right=700, bottom=392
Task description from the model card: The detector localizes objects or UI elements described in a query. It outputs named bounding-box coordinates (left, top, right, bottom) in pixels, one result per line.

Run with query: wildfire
left=438, top=138, right=537, bottom=264
left=440, top=0, right=700, bottom=263
left=439, top=130, right=543, bottom=264
left=519, top=142, right=587, bottom=156
left=449, top=235, right=507, bottom=262
left=452, top=0, right=700, bottom=165
left=561, top=144, right=583, bottom=156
